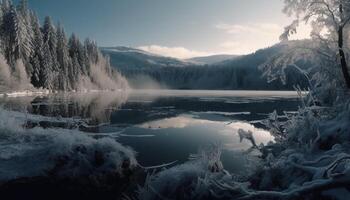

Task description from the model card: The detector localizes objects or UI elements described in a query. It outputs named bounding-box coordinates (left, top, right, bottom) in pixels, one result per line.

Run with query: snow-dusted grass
left=137, top=145, right=233, bottom=200
left=0, top=107, right=137, bottom=183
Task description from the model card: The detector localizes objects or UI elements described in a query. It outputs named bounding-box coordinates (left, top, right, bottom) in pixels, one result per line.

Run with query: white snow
left=0, top=107, right=137, bottom=182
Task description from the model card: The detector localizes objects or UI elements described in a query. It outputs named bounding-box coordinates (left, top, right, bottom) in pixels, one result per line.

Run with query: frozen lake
left=0, top=90, right=301, bottom=173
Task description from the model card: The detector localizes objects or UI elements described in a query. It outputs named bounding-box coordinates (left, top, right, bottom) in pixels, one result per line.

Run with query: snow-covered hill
left=186, top=54, right=240, bottom=65
left=101, top=46, right=193, bottom=69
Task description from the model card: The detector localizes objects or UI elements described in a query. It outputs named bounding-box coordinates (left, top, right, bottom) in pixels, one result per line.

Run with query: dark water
left=0, top=90, right=300, bottom=173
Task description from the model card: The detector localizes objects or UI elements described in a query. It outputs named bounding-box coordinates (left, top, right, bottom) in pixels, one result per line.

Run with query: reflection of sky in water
left=129, top=89, right=303, bottom=98
left=118, top=113, right=275, bottom=173
left=138, top=114, right=273, bottom=151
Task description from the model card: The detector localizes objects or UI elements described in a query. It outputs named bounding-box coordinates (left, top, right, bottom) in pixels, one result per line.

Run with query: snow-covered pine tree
left=42, top=16, right=57, bottom=59
left=1, top=0, right=11, bottom=14
left=56, top=23, right=72, bottom=90
left=76, top=36, right=89, bottom=76
left=29, top=11, right=44, bottom=88
left=0, top=2, right=3, bottom=53
left=41, top=40, right=54, bottom=90
left=16, top=0, right=33, bottom=76
left=2, top=4, right=32, bottom=70
left=68, top=33, right=82, bottom=89
left=1, top=5, right=19, bottom=66
left=0, top=0, right=128, bottom=91
left=84, top=38, right=99, bottom=65
left=17, top=0, right=28, bottom=15
left=42, top=16, right=60, bottom=89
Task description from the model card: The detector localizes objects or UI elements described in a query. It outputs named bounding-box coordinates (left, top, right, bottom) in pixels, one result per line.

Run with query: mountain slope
left=104, top=41, right=311, bottom=90
left=186, top=54, right=240, bottom=65
left=101, top=46, right=193, bottom=69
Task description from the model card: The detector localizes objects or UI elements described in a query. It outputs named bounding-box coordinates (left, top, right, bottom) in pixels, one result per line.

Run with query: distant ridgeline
left=102, top=42, right=310, bottom=90
left=0, top=0, right=128, bottom=92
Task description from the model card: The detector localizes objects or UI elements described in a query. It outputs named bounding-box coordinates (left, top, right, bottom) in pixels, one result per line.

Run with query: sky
left=21, top=0, right=311, bottom=59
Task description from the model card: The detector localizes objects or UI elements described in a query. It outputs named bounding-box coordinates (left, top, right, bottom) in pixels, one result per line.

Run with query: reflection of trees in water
left=0, top=96, right=35, bottom=112
left=0, top=92, right=129, bottom=125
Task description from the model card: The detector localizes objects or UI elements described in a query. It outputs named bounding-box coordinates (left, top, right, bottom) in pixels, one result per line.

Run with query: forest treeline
left=0, top=0, right=128, bottom=92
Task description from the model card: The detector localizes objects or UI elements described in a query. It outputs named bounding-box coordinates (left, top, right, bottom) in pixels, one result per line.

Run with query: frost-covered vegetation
left=0, top=0, right=128, bottom=92
left=133, top=1, right=350, bottom=199
left=0, top=107, right=137, bottom=182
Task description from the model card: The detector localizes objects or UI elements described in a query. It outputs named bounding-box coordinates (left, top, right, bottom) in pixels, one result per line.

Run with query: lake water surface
left=0, top=90, right=301, bottom=173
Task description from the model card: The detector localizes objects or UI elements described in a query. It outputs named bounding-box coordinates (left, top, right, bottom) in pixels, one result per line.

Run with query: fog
left=127, top=74, right=168, bottom=90
left=75, top=58, right=129, bottom=91
left=0, top=54, right=33, bottom=92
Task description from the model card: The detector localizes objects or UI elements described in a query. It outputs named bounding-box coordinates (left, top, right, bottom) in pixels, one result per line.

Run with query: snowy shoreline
left=0, top=89, right=127, bottom=98
left=0, top=90, right=50, bottom=98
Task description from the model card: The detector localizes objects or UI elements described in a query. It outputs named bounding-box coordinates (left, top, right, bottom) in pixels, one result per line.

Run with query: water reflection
left=0, top=90, right=300, bottom=172
left=117, top=114, right=275, bottom=171
left=0, top=91, right=129, bottom=125
left=138, top=114, right=274, bottom=151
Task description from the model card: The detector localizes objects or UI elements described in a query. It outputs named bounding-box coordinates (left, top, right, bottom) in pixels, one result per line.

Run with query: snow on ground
left=0, top=107, right=137, bottom=183
left=0, top=89, right=50, bottom=97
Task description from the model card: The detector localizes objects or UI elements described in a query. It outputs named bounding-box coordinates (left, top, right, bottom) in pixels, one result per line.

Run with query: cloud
left=215, top=22, right=311, bottom=54
left=216, top=22, right=310, bottom=39
left=219, top=41, right=240, bottom=49
left=137, top=22, right=312, bottom=58
left=216, top=23, right=281, bottom=36
left=137, top=45, right=212, bottom=59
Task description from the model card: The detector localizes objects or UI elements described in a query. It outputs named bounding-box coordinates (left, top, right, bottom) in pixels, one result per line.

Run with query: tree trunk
left=339, top=3, right=350, bottom=88
left=338, top=26, right=350, bottom=88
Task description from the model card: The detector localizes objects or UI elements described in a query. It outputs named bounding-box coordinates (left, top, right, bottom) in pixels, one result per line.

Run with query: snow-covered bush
left=0, top=107, right=137, bottom=182
left=137, top=145, right=234, bottom=200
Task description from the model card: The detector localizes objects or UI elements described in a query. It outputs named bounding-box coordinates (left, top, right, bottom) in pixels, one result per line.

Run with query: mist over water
left=127, top=74, right=168, bottom=90
left=0, top=55, right=33, bottom=92
left=75, top=59, right=129, bottom=91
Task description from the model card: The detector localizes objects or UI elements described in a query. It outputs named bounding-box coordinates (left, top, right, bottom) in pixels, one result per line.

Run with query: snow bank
left=0, top=107, right=137, bottom=182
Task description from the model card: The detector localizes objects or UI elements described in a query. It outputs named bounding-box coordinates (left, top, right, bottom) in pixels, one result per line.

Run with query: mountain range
left=100, top=47, right=193, bottom=69
left=101, top=41, right=310, bottom=90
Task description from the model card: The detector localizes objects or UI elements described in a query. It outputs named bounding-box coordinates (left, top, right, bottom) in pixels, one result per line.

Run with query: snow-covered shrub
left=0, top=107, right=137, bottom=182
left=137, top=145, right=233, bottom=200
left=208, top=1, right=350, bottom=199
